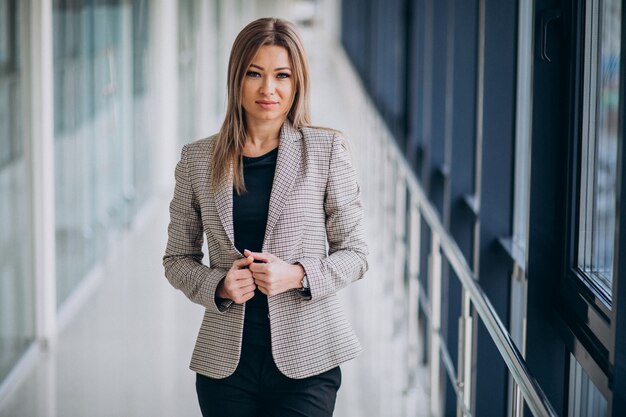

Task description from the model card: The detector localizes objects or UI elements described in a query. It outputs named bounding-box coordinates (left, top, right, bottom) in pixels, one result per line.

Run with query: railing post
left=457, top=289, right=473, bottom=417
left=389, top=166, right=407, bottom=417
left=511, top=383, right=525, bottom=417
left=405, top=198, right=422, bottom=416
left=430, top=234, right=443, bottom=417
left=393, top=172, right=407, bottom=336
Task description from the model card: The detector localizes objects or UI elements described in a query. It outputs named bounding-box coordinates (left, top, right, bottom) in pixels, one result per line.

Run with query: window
left=177, top=0, right=201, bottom=146
left=568, top=354, right=608, bottom=417
left=0, top=0, right=35, bottom=383
left=53, top=0, right=134, bottom=306
left=577, top=0, right=621, bottom=300
left=0, top=0, right=21, bottom=170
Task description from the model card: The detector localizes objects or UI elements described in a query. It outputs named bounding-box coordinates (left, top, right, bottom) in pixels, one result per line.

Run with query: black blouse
left=232, top=146, right=279, bottom=346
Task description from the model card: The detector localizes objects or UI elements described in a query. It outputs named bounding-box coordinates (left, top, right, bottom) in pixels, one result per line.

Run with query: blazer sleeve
left=297, top=134, right=369, bottom=300
left=162, top=144, right=233, bottom=314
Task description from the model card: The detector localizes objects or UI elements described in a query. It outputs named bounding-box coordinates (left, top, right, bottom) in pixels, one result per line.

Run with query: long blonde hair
left=212, top=17, right=311, bottom=194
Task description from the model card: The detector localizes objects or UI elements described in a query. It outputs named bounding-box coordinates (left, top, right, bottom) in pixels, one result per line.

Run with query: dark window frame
left=559, top=0, right=625, bottom=405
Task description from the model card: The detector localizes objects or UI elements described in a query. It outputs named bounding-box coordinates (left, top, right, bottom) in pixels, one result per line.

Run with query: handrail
left=334, top=36, right=556, bottom=415
left=386, top=137, right=559, bottom=417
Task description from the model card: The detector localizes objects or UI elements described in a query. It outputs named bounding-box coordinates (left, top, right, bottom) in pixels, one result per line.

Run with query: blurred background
left=0, top=0, right=625, bottom=416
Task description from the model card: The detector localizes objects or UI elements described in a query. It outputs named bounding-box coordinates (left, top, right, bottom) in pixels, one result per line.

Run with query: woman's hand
left=216, top=256, right=257, bottom=304
left=243, top=249, right=305, bottom=297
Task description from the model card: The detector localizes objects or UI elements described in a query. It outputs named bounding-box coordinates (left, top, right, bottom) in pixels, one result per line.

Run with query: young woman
left=163, top=17, right=369, bottom=417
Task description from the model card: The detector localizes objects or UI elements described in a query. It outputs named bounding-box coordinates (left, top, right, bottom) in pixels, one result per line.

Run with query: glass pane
left=0, top=0, right=36, bottom=382
left=0, top=0, right=9, bottom=69
left=513, top=0, right=535, bottom=260
left=54, top=0, right=94, bottom=305
left=131, top=0, right=152, bottom=211
left=53, top=0, right=134, bottom=306
left=578, top=0, right=621, bottom=297
left=568, top=354, right=608, bottom=417
left=177, top=0, right=201, bottom=146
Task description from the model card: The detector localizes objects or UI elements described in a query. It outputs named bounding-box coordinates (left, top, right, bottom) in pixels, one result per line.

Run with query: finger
left=256, top=284, right=269, bottom=296
left=257, top=279, right=277, bottom=291
left=233, top=287, right=255, bottom=298
left=234, top=290, right=255, bottom=304
left=252, top=273, right=268, bottom=284
left=237, top=276, right=255, bottom=286
left=233, top=269, right=253, bottom=280
left=240, top=291, right=255, bottom=303
left=243, top=249, right=272, bottom=263
left=226, top=277, right=254, bottom=293
left=248, top=262, right=269, bottom=273
left=241, top=283, right=257, bottom=293
left=232, top=276, right=254, bottom=287
left=225, top=273, right=250, bottom=287
left=224, top=271, right=250, bottom=286
left=233, top=256, right=255, bottom=269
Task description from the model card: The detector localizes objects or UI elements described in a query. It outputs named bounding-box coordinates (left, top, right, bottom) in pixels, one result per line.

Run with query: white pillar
left=153, top=0, right=179, bottom=191
left=197, top=0, right=221, bottom=135
left=30, top=0, right=57, bottom=349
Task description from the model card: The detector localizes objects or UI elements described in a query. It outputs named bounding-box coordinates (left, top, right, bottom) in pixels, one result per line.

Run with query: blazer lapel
left=262, top=121, right=302, bottom=251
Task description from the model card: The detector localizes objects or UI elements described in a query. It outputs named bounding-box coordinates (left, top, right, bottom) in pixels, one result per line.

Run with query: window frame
left=574, top=0, right=621, bottom=305
left=560, top=0, right=624, bottom=403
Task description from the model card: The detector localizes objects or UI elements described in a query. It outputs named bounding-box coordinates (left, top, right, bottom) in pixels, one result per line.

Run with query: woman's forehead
left=249, top=45, right=291, bottom=64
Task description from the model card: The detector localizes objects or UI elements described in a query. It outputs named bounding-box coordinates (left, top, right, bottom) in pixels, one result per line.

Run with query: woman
left=163, top=17, right=368, bottom=416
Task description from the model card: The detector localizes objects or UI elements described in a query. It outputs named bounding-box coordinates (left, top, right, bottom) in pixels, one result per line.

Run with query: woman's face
left=241, top=45, right=295, bottom=127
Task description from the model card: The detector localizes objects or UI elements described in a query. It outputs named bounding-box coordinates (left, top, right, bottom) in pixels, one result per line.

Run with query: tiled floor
left=0, top=23, right=430, bottom=417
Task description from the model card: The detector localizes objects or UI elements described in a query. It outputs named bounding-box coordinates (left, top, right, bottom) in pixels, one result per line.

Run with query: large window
left=131, top=0, right=153, bottom=210
left=0, top=0, right=36, bottom=382
left=561, top=0, right=623, bottom=412
left=53, top=0, right=150, bottom=306
left=577, top=0, right=621, bottom=301
left=177, top=0, right=201, bottom=146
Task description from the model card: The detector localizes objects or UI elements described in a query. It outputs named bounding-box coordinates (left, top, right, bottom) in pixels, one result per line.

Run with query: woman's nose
left=260, top=77, right=275, bottom=95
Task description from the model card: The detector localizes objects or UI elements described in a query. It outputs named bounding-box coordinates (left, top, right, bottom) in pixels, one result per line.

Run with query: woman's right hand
left=216, top=255, right=256, bottom=304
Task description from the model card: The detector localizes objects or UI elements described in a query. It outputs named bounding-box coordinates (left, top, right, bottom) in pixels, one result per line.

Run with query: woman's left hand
left=243, top=249, right=305, bottom=296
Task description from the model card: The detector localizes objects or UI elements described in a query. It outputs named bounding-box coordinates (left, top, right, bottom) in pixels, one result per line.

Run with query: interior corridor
left=0, top=22, right=430, bottom=417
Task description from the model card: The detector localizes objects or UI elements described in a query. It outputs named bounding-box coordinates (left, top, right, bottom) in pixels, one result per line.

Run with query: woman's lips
left=256, top=100, right=278, bottom=109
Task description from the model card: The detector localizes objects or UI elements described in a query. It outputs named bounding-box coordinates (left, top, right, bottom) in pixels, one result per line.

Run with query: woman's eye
left=277, top=72, right=291, bottom=79
left=246, top=71, right=261, bottom=77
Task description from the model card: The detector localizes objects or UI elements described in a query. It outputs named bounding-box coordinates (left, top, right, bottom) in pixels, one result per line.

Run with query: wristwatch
left=297, top=272, right=311, bottom=299
left=300, top=274, right=310, bottom=290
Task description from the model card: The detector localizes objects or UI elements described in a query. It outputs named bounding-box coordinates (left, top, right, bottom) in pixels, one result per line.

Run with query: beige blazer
left=163, top=121, right=369, bottom=379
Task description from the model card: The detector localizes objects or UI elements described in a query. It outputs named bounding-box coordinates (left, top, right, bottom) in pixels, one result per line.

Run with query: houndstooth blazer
left=163, top=121, right=369, bottom=379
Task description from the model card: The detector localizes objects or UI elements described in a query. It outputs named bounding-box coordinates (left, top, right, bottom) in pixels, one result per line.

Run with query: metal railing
left=341, top=54, right=559, bottom=417
left=404, top=153, right=558, bottom=417
left=364, top=122, right=557, bottom=417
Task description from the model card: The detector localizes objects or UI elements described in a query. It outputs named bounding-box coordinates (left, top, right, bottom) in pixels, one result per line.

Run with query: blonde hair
left=212, top=17, right=311, bottom=194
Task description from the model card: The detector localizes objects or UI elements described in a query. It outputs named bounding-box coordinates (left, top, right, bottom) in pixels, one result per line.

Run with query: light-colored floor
left=0, top=23, right=430, bottom=417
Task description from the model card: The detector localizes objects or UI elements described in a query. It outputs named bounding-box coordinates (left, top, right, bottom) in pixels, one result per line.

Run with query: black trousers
left=195, top=340, right=341, bottom=417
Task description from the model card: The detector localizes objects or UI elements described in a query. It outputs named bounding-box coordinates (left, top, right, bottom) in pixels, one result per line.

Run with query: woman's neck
left=244, top=118, right=284, bottom=155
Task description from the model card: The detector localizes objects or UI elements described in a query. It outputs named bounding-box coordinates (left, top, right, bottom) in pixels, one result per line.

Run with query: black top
left=232, top=146, right=279, bottom=346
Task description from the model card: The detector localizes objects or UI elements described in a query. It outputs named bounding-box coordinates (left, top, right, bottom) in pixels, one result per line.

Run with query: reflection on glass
left=0, top=0, right=9, bottom=67
left=568, top=354, right=608, bottom=417
left=132, top=0, right=153, bottom=210
left=178, top=0, right=201, bottom=146
left=0, top=0, right=36, bottom=382
left=53, top=0, right=153, bottom=307
left=578, top=0, right=621, bottom=298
